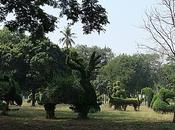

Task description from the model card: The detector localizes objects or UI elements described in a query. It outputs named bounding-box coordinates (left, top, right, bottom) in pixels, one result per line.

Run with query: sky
left=0, top=0, right=158, bottom=55
left=46, top=0, right=158, bottom=55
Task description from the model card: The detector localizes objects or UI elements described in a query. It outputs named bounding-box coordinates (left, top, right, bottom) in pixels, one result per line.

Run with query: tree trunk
left=46, top=109, right=55, bottom=119
left=1, top=103, right=8, bottom=115
left=31, top=88, right=36, bottom=107
left=44, top=103, right=56, bottom=119
left=78, top=111, right=88, bottom=119
left=76, top=105, right=90, bottom=119
left=173, top=112, right=175, bottom=123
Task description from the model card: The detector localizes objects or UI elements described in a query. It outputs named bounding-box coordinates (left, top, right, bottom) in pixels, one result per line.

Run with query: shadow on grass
left=1, top=107, right=175, bottom=130
left=1, top=116, right=175, bottom=130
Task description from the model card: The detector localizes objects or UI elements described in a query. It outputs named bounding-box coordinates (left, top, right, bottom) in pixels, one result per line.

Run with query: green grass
left=1, top=103, right=175, bottom=130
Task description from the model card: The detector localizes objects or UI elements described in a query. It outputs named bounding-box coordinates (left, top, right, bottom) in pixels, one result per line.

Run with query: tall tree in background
left=0, top=28, right=67, bottom=106
left=75, top=45, right=114, bottom=66
left=144, top=0, right=175, bottom=60
left=158, top=62, right=175, bottom=88
left=102, top=54, right=156, bottom=94
left=0, top=0, right=109, bottom=39
left=59, top=25, right=76, bottom=48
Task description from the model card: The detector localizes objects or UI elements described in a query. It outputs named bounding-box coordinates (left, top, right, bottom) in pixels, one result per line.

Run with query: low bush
left=109, top=97, right=143, bottom=111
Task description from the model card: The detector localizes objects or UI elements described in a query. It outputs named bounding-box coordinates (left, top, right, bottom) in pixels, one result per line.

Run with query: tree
left=59, top=25, right=76, bottom=48
left=0, top=0, right=109, bottom=39
left=0, top=28, right=67, bottom=106
left=75, top=45, right=114, bottom=66
left=0, top=27, right=25, bottom=45
left=102, top=54, right=156, bottom=94
left=144, top=0, right=175, bottom=60
left=156, top=60, right=175, bottom=89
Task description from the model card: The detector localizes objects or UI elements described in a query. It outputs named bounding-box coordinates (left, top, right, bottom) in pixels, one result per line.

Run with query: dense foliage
left=0, top=75, right=22, bottom=115
left=0, top=28, right=67, bottom=106
left=102, top=54, right=157, bottom=94
left=109, top=97, right=143, bottom=111
left=151, top=88, right=175, bottom=122
left=0, top=0, right=109, bottom=39
left=40, top=51, right=102, bottom=119
left=141, top=87, right=154, bottom=107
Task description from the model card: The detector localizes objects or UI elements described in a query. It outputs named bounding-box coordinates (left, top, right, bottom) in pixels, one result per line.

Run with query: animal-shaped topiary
left=41, top=51, right=102, bottom=119
left=109, top=97, right=144, bottom=111
left=151, top=88, right=175, bottom=123
left=0, top=76, right=22, bottom=115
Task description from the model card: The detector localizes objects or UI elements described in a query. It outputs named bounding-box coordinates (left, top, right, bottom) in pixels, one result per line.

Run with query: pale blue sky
left=46, top=0, right=157, bottom=55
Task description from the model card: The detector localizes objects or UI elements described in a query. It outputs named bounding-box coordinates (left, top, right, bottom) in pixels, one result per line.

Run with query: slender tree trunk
left=173, top=112, right=175, bottom=123
left=31, top=88, right=36, bottom=107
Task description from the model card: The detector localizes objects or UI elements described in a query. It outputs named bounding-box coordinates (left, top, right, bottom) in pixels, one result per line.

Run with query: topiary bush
left=150, top=94, right=158, bottom=108
left=40, top=74, right=86, bottom=119
left=40, top=51, right=102, bottom=119
left=109, top=97, right=143, bottom=111
left=0, top=76, right=22, bottom=115
left=150, top=88, right=175, bottom=123
left=141, top=87, right=154, bottom=107
left=152, top=98, right=170, bottom=112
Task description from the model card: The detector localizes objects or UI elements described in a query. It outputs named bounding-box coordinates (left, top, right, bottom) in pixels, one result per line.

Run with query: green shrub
left=150, top=94, right=158, bottom=108
left=109, top=97, right=143, bottom=111
left=0, top=76, right=22, bottom=115
left=152, top=98, right=169, bottom=112
left=151, top=88, right=175, bottom=113
left=141, top=87, right=154, bottom=107
left=159, top=88, right=175, bottom=100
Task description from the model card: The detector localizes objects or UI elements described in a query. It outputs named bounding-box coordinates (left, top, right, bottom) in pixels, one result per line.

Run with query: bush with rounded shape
left=159, top=88, right=175, bottom=100
left=152, top=98, right=169, bottom=112
left=150, top=88, right=175, bottom=123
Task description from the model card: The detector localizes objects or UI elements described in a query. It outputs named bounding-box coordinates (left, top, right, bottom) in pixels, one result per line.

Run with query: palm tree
left=59, top=25, right=76, bottom=49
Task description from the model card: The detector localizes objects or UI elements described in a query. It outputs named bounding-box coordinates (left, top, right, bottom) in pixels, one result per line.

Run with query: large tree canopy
left=0, top=28, right=68, bottom=106
left=0, top=0, right=109, bottom=39
left=102, top=54, right=157, bottom=94
left=75, top=45, right=114, bottom=66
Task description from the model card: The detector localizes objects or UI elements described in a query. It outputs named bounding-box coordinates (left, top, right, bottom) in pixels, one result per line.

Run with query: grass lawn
left=0, top=103, right=175, bottom=130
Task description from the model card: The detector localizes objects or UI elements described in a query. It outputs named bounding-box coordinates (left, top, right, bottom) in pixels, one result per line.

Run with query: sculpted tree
left=150, top=88, right=175, bottom=123
left=0, top=76, right=22, bottom=115
left=67, top=51, right=102, bottom=119
left=41, top=51, right=102, bottom=119
left=0, top=0, right=109, bottom=39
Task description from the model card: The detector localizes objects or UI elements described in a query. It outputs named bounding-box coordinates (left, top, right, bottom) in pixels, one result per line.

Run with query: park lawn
left=0, top=104, right=175, bottom=130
